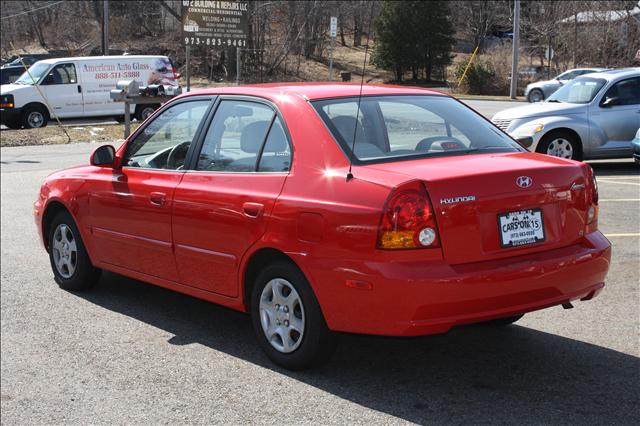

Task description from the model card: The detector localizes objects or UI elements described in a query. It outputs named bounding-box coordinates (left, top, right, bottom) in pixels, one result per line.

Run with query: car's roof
left=577, top=67, right=639, bottom=80
left=34, top=55, right=168, bottom=64
left=185, top=83, right=447, bottom=101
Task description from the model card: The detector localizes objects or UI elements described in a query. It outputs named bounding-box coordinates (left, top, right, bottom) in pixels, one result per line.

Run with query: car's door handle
left=77, top=85, right=82, bottom=93
left=242, top=202, right=264, bottom=218
left=149, top=192, right=166, bottom=206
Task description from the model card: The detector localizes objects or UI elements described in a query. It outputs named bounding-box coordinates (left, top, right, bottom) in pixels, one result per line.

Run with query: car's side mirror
left=601, top=96, right=620, bottom=107
left=90, top=145, right=116, bottom=167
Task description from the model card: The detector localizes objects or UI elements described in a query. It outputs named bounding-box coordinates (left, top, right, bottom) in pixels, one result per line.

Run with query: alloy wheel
left=52, top=224, right=78, bottom=278
left=259, top=278, right=305, bottom=353
left=546, top=138, right=574, bottom=159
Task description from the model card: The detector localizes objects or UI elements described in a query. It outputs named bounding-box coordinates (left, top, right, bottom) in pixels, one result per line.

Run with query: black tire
left=251, top=261, right=336, bottom=370
left=134, top=104, right=158, bottom=122
left=527, top=88, right=544, bottom=103
left=48, top=210, right=101, bottom=291
left=486, top=314, right=524, bottom=326
left=537, top=130, right=582, bottom=161
left=22, top=105, right=48, bottom=129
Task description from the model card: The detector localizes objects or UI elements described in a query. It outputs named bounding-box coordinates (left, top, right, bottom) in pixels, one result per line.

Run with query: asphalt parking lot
left=1, top=116, right=639, bottom=423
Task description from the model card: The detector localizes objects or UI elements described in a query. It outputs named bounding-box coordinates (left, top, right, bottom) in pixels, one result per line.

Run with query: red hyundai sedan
left=34, top=84, right=611, bottom=369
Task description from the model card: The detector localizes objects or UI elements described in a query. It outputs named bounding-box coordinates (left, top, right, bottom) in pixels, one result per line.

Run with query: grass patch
left=0, top=123, right=139, bottom=147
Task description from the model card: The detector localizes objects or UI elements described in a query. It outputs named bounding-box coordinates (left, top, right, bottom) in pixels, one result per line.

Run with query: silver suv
left=493, top=68, right=640, bottom=160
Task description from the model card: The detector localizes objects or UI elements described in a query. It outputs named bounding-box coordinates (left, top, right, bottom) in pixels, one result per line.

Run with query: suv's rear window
left=312, top=95, right=522, bottom=163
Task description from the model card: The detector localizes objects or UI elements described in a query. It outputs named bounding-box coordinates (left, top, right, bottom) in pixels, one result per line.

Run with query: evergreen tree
left=372, top=0, right=455, bottom=82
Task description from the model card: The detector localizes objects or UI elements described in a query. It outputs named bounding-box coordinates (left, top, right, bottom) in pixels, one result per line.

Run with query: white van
left=0, top=55, right=179, bottom=129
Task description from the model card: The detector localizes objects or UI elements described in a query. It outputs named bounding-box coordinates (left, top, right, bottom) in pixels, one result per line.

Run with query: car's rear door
left=589, top=77, right=640, bottom=157
left=172, top=97, right=292, bottom=297
left=89, top=97, right=213, bottom=281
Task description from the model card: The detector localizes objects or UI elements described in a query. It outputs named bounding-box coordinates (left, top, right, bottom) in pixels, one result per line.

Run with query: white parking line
left=596, top=180, right=640, bottom=186
left=599, top=199, right=640, bottom=202
left=603, top=233, right=640, bottom=237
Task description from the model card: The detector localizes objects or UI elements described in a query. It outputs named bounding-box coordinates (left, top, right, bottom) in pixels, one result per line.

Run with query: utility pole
left=509, top=0, right=520, bottom=99
left=102, top=0, right=109, bottom=55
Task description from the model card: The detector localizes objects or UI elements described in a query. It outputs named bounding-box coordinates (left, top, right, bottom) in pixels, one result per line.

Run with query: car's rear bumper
left=301, top=231, right=611, bottom=336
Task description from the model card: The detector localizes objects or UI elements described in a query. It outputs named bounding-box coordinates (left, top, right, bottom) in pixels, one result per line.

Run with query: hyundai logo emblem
left=516, top=176, right=533, bottom=188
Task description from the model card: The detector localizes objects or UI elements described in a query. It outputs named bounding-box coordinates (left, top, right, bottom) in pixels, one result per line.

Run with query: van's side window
left=43, top=64, right=77, bottom=85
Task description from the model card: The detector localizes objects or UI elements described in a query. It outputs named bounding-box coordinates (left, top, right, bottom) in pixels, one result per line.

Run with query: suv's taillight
left=587, top=166, right=598, bottom=225
left=377, top=181, right=440, bottom=249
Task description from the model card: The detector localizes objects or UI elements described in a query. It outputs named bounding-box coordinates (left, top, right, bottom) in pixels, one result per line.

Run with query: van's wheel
left=486, top=314, right=524, bottom=326
left=48, top=210, right=101, bottom=291
left=527, top=89, right=544, bottom=103
left=251, top=261, right=336, bottom=370
left=537, top=130, right=582, bottom=161
left=22, top=106, right=48, bottom=129
left=134, top=105, right=158, bottom=121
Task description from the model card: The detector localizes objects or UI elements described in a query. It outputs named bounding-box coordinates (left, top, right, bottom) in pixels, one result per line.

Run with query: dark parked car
left=0, top=57, right=39, bottom=85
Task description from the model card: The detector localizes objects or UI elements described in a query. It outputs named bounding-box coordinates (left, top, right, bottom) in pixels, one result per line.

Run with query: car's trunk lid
left=363, top=152, right=592, bottom=264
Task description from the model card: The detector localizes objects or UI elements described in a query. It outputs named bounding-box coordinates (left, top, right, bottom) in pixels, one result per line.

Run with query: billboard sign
left=182, top=1, right=249, bottom=47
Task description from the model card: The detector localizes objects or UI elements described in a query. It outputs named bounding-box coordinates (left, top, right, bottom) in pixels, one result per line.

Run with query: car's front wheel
left=251, top=261, right=336, bottom=370
left=22, top=106, right=48, bottom=129
left=48, top=211, right=101, bottom=291
left=538, top=130, right=582, bottom=160
left=527, top=89, right=544, bottom=103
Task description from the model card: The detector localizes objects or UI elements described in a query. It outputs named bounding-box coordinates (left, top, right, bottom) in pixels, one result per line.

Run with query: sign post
left=328, top=16, right=337, bottom=81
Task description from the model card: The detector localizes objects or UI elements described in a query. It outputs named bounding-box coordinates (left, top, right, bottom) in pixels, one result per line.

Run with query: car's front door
left=40, top=62, right=84, bottom=118
left=589, top=77, right=640, bottom=157
left=172, top=98, right=292, bottom=297
left=89, top=98, right=212, bottom=281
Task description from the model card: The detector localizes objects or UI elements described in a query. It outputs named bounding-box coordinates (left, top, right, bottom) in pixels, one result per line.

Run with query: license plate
left=498, top=209, right=545, bottom=248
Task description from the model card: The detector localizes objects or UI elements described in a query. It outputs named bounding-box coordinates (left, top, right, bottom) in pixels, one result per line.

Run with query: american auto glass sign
left=182, top=1, right=249, bottom=47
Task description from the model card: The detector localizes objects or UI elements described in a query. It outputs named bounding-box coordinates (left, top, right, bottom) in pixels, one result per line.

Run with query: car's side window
left=196, top=100, right=281, bottom=172
left=602, top=78, right=640, bottom=106
left=123, top=100, right=210, bottom=170
left=43, top=63, right=77, bottom=85
left=258, top=117, right=291, bottom=172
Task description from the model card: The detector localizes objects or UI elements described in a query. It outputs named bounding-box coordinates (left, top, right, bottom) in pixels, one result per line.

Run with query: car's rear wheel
left=48, top=211, right=101, bottom=291
left=527, top=89, right=544, bottom=103
left=486, top=314, right=524, bottom=326
left=22, top=106, right=48, bottom=129
left=251, top=261, right=336, bottom=370
left=538, top=131, right=582, bottom=160
left=135, top=105, right=158, bottom=121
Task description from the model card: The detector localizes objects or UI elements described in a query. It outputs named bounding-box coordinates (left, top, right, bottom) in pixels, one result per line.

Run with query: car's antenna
left=346, top=2, right=375, bottom=181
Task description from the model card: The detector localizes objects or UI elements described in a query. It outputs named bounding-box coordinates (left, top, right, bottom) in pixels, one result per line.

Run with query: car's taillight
left=377, top=181, right=440, bottom=249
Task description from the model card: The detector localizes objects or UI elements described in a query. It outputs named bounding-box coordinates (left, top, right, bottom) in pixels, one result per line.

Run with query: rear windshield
left=312, top=95, right=522, bottom=163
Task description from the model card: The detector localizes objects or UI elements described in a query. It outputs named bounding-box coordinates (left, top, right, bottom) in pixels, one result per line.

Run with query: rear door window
left=196, top=100, right=291, bottom=173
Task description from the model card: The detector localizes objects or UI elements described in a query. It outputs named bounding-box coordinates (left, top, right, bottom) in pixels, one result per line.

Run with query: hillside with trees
left=1, top=1, right=638, bottom=93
